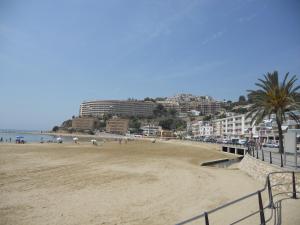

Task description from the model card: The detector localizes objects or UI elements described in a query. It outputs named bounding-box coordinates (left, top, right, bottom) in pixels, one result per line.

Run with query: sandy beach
left=1, top=141, right=264, bottom=225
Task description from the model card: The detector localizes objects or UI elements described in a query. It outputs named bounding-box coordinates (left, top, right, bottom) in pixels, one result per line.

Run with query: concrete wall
left=239, top=154, right=300, bottom=193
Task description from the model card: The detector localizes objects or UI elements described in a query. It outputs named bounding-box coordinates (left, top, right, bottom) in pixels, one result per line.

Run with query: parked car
left=238, top=139, right=247, bottom=145
left=231, top=139, right=239, bottom=145
left=263, top=142, right=279, bottom=148
left=222, top=139, right=229, bottom=144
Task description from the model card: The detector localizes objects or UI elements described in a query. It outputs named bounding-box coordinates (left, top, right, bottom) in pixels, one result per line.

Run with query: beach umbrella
left=91, top=139, right=98, bottom=145
left=16, top=136, right=24, bottom=139
left=73, top=137, right=78, bottom=141
left=56, top=137, right=63, bottom=143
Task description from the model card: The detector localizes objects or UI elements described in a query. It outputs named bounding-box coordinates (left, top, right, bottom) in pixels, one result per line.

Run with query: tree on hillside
left=159, top=118, right=175, bottom=130
left=203, top=115, right=212, bottom=121
left=129, top=117, right=141, bottom=133
left=246, top=71, right=300, bottom=153
left=238, top=95, right=246, bottom=103
left=168, top=108, right=178, bottom=117
left=233, top=107, right=248, bottom=114
left=153, top=104, right=167, bottom=117
left=61, top=119, right=72, bottom=128
left=52, top=126, right=59, bottom=132
left=103, top=113, right=113, bottom=122
left=155, top=97, right=166, bottom=101
left=159, top=118, right=186, bottom=130
left=247, top=93, right=254, bottom=104
left=144, top=97, right=156, bottom=102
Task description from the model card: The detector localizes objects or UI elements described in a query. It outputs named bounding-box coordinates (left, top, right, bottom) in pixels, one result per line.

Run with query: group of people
left=117, top=138, right=129, bottom=144
left=0, top=137, right=12, bottom=143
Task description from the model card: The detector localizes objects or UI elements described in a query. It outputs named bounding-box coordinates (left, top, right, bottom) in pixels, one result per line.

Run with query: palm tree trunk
left=276, top=119, right=284, bottom=154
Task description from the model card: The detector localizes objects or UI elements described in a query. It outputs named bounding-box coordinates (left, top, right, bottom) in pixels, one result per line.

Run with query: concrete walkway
left=250, top=147, right=300, bottom=171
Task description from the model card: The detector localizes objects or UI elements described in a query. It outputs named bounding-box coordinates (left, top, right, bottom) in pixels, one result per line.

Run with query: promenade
left=222, top=144, right=300, bottom=171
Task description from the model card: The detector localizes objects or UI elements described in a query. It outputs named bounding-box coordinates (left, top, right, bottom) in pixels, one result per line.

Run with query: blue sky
left=0, top=0, right=300, bottom=130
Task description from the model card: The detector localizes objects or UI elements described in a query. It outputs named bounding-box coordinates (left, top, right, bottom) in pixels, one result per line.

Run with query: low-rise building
left=212, top=111, right=300, bottom=141
left=212, top=114, right=255, bottom=139
left=106, top=118, right=129, bottom=135
left=212, top=119, right=223, bottom=137
left=191, top=121, right=214, bottom=137
left=72, top=117, right=99, bottom=131
left=189, top=110, right=201, bottom=116
left=141, top=125, right=162, bottom=136
left=160, top=130, right=175, bottom=138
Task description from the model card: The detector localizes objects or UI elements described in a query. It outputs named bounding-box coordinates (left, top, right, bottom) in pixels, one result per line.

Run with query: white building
left=189, top=110, right=200, bottom=116
left=213, top=114, right=256, bottom=139
left=213, top=111, right=300, bottom=141
left=191, top=121, right=214, bottom=137
left=79, top=100, right=156, bottom=117
left=141, top=125, right=162, bottom=137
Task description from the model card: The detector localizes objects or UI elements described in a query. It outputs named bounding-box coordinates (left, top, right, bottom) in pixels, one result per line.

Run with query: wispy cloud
left=202, top=30, right=225, bottom=45
left=238, top=13, right=257, bottom=23
left=152, top=60, right=227, bottom=81
left=145, top=0, right=200, bottom=41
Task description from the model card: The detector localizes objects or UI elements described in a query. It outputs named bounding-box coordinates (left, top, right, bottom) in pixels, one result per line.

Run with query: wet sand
left=0, top=141, right=262, bottom=225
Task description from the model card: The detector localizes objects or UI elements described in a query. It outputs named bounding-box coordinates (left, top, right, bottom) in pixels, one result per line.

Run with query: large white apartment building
left=212, top=111, right=300, bottom=140
left=80, top=100, right=156, bottom=117
left=191, top=121, right=214, bottom=137
left=213, top=114, right=255, bottom=139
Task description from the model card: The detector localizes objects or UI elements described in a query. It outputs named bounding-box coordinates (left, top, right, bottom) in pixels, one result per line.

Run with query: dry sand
left=0, top=141, right=264, bottom=225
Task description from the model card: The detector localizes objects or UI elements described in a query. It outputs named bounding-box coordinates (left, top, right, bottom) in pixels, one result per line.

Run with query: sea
left=0, top=129, right=73, bottom=143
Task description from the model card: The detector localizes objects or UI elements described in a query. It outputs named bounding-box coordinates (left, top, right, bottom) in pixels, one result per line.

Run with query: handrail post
left=270, top=152, right=272, bottom=164
left=292, top=172, right=297, bottom=199
left=262, top=149, right=264, bottom=161
left=256, top=149, right=259, bottom=159
left=267, top=176, right=274, bottom=208
left=204, top=212, right=209, bottom=225
left=258, top=191, right=266, bottom=225
left=280, top=154, right=283, bottom=167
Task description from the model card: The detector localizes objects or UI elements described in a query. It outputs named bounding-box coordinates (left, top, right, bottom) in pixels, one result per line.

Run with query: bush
left=52, top=126, right=59, bottom=132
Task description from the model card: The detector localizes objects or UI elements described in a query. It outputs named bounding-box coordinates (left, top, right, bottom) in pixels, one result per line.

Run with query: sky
left=0, top=0, right=300, bottom=130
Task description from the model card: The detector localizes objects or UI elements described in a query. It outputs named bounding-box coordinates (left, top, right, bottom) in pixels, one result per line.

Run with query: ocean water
left=0, top=130, right=73, bottom=143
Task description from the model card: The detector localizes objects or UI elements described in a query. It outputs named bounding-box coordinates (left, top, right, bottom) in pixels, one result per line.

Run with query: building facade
left=212, top=114, right=255, bottom=139
left=106, top=118, right=129, bottom=135
left=72, top=117, right=100, bottom=130
left=80, top=100, right=156, bottom=117
left=191, top=121, right=214, bottom=137
left=164, top=94, right=221, bottom=115
left=141, top=125, right=162, bottom=136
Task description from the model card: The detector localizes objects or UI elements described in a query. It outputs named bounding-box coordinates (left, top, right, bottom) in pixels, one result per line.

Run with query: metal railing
left=175, top=171, right=299, bottom=225
left=247, top=146, right=299, bottom=169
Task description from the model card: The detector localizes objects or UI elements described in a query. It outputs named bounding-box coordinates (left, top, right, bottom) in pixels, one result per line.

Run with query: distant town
left=53, top=93, right=300, bottom=144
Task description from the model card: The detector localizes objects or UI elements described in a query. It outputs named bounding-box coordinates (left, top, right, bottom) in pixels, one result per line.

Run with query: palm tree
left=247, top=71, right=300, bottom=153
